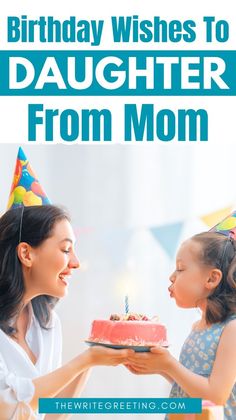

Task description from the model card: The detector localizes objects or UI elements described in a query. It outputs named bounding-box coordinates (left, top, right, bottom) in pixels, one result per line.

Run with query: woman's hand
left=85, top=346, right=135, bottom=367
left=125, top=346, right=174, bottom=375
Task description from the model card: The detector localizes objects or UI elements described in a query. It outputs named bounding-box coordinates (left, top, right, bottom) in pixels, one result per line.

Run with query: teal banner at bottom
left=39, top=397, right=202, bottom=414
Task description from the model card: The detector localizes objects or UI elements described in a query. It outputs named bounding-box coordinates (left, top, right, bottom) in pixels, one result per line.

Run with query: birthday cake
left=88, top=313, right=168, bottom=347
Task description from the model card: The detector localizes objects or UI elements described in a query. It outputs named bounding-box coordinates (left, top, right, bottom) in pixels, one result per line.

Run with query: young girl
left=126, top=232, right=236, bottom=419
left=0, top=205, right=132, bottom=419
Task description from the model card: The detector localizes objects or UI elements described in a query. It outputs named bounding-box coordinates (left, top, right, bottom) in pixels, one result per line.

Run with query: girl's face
left=23, top=218, right=79, bottom=299
left=169, top=239, right=211, bottom=308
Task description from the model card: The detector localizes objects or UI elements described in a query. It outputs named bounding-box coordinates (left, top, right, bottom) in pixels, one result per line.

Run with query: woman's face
left=23, top=218, right=79, bottom=299
left=168, top=239, right=211, bottom=308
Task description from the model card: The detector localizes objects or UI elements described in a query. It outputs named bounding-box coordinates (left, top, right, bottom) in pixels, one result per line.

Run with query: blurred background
left=0, top=143, right=234, bottom=419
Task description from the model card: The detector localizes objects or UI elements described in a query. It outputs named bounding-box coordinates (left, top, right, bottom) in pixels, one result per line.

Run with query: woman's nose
left=69, top=252, right=80, bottom=269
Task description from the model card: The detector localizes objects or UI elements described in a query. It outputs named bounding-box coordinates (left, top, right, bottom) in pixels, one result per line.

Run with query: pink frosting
left=88, top=319, right=167, bottom=346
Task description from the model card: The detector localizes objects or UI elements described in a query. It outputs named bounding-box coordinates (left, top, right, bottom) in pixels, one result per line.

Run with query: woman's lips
left=59, top=274, right=70, bottom=286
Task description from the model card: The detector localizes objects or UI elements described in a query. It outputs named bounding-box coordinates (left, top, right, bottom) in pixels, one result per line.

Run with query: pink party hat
left=7, top=147, right=50, bottom=209
left=209, top=209, right=236, bottom=239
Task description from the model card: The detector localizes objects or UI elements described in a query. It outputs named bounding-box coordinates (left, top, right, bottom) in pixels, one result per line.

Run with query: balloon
left=14, top=186, right=26, bottom=204
left=23, top=191, right=42, bottom=206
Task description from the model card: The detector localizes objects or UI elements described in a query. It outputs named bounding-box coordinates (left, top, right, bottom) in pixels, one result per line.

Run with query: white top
left=0, top=304, right=62, bottom=419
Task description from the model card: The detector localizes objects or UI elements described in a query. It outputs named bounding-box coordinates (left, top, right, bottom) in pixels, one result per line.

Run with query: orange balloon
left=23, top=191, right=42, bottom=206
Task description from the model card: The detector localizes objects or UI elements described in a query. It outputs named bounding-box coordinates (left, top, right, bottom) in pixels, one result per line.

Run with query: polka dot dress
left=165, top=314, right=236, bottom=420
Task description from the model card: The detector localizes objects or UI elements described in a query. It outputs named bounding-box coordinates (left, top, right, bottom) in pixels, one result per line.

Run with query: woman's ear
left=17, top=242, right=34, bottom=267
left=206, top=269, right=222, bottom=290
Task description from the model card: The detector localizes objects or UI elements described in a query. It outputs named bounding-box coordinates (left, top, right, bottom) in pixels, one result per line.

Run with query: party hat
left=7, top=147, right=50, bottom=209
left=209, top=209, right=236, bottom=239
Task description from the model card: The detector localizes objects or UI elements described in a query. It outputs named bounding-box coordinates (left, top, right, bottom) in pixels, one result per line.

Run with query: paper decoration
left=150, top=221, right=184, bottom=259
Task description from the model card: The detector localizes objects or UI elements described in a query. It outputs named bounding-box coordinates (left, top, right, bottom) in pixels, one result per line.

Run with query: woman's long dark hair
left=0, top=205, right=70, bottom=335
left=192, top=232, right=236, bottom=324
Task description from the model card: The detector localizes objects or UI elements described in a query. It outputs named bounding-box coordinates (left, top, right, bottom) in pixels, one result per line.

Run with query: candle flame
left=115, top=271, right=137, bottom=299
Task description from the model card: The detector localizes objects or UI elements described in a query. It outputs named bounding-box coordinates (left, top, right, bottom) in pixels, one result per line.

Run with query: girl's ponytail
left=193, top=232, right=236, bottom=324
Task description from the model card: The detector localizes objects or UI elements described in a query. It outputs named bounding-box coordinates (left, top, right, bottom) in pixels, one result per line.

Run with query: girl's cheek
left=178, top=280, right=193, bottom=296
left=187, top=282, right=203, bottom=296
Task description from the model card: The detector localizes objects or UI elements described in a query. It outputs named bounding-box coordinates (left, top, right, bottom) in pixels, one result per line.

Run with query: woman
left=0, top=205, right=131, bottom=419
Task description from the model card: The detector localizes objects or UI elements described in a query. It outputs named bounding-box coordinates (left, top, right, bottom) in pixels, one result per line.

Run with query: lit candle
left=125, top=294, right=129, bottom=314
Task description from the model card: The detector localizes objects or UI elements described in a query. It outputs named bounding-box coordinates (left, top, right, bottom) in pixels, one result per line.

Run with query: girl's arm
left=125, top=364, right=174, bottom=384
left=160, top=373, right=174, bottom=384
left=127, top=320, right=236, bottom=405
left=167, top=320, right=236, bottom=404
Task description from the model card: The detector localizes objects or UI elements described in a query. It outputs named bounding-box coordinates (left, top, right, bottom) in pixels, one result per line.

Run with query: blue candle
left=125, top=295, right=129, bottom=314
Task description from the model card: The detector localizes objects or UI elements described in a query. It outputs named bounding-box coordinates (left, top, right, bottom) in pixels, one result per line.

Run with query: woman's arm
left=54, top=369, right=91, bottom=398
left=45, top=370, right=91, bottom=420
left=127, top=320, right=236, bottom=405
left=31, top=347, right=132, bottom=411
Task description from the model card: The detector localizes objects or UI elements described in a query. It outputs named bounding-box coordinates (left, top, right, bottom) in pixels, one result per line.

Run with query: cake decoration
left=110, top=313, right=152, bottom=321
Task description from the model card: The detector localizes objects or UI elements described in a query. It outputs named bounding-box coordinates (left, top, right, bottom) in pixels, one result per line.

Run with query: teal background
left=39, top=397, right=202, bottom=414
left=0, top=50, right=234, bottom=95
